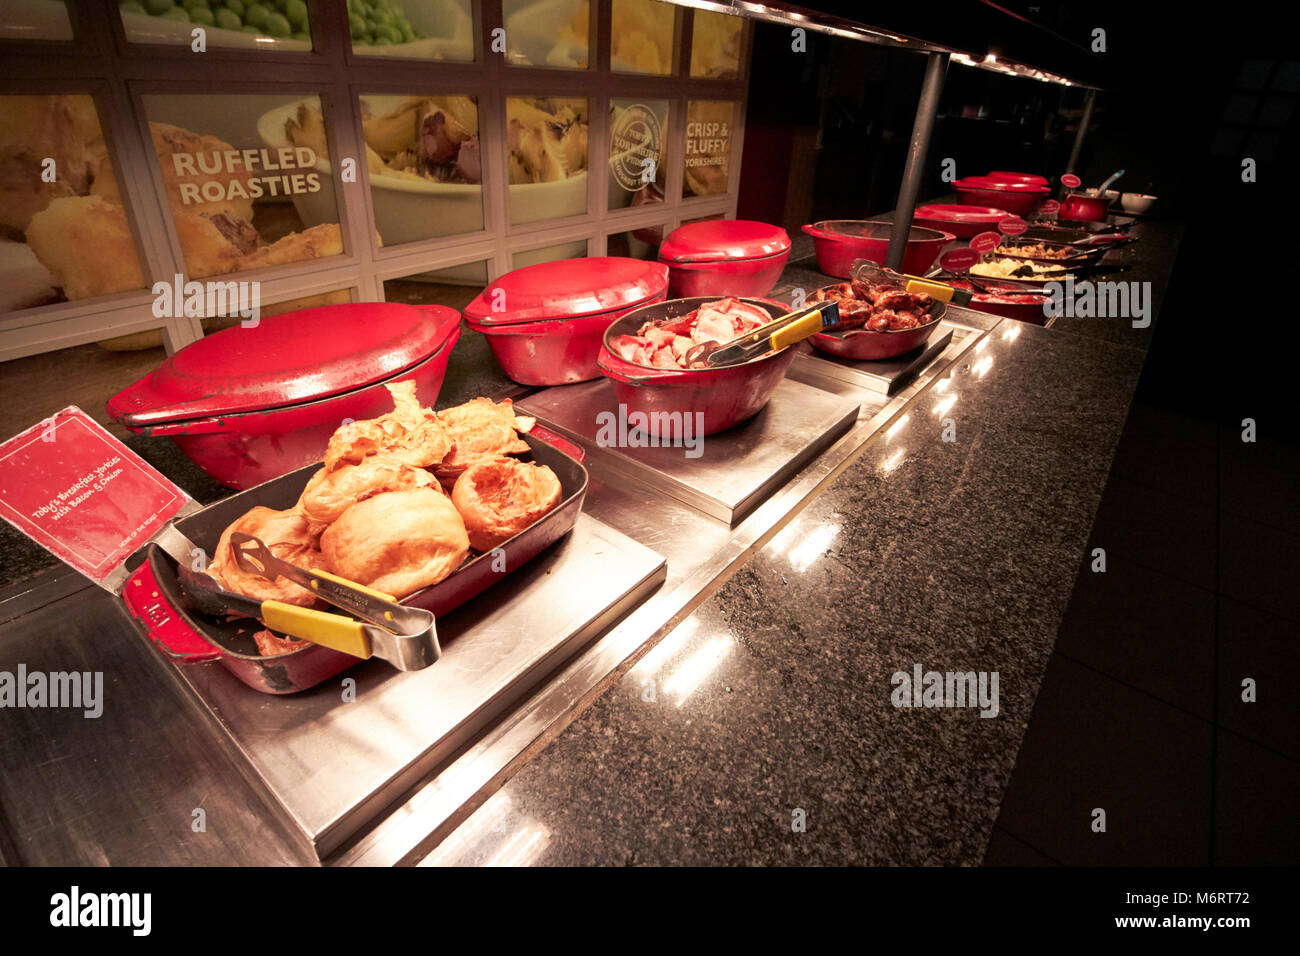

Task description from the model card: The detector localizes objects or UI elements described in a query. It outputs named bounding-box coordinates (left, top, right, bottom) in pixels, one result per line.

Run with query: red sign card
left=0, top=407, right=189, bottom=589
left=1040, top=199, right=1061, bottom=215
left=1060, top=173, right=1081, bottom=189
left=939, top=248, right=981, bottom=270
left=998, top=216, right=1028, bottom=235
left=969, top=231, right=1000, bottom=253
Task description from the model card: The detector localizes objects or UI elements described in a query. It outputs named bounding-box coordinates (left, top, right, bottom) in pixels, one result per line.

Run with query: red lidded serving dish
left=464, top=257, right=668, bottom=387
left=987, top=170, right=1050, bottom=187
left=107, top=303, right=461, bottom=491
left=952, top=176, right=1049, bottom=217
left=802, top=220, right=955, bottom=278
left=912, top=203, right=1010, bottom=238
left=657, top=219, right=791, bottom=298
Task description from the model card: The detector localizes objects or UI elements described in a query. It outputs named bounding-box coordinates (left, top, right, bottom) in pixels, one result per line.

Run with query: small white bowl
left=1121, top=193, right=1158, bottom=214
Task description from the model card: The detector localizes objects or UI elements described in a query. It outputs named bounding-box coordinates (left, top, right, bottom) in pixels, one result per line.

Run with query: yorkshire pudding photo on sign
left=0, top=94, right=147, bottom=315
left=608, top=99, right=668, bottom=211
left=683, top=100, right=733, bottom=198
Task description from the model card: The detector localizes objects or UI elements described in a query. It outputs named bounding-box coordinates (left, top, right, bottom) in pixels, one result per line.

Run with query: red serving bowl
left=597, top=297, right=793, bottom=437
left=464, top=258, right=669, bottom=386
left=1058, top=192, right=1112, bottom=223
left=807, top=285, right=944, bottom=361
left=658, top=220, right=791, bottom=298
left=952, top=176, right=1049, bottom=217
left=987, top=170, right=1050, bottom=187
left=913, top=203, right=1010, bottom=239
left=944, top=278, right=1049, bottom=325
left=108, top=304, right=461, bottom=490
left=802, top=221, right=955, bottom=278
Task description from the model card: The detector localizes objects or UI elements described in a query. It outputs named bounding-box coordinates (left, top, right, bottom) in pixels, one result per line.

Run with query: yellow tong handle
left=903, top=278, right=955, bottom=302
left=770, top=307, right=833, bottom=350
left=260, top=601, right=373, bottom=660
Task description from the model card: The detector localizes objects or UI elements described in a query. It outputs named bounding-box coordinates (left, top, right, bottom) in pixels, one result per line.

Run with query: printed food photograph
left=0, top=94, right=146, bottom=313
left=0, top=0, right=1290, bottom=907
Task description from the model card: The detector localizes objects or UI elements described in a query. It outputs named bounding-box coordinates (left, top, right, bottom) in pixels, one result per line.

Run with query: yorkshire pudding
left=297, top=454, right=439, bottom=531
left=434, top=397, right=535, bottom=487
left=451, top=457, right=563, bottom=552
left=321, top=488, right=470, bottom=598
left=207, top=507, right=324, bottom=607
left=324, top=380, right=452, bottom=471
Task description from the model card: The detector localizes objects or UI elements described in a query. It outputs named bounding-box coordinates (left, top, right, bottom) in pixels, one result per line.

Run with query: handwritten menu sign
left=969, top=231, right=1001, bottom=253
left=0, top=408, right=188, bottom=589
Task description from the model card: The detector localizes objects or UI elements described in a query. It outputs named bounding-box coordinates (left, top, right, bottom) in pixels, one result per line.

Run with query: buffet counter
left=0, top=217, right=1176, bottom=866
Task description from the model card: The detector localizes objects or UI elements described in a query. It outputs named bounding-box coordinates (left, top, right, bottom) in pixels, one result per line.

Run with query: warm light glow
left=632, top=619, right=697, bottom=679
left=1002, top=323, right=1022, bottom=342
left=973, top=355, right=993, bottom=378
left=985, top=53, right=997, bottom=63
left=886, top=414, right=910, bottom=439
left=485, top=824, right=550, bottom=867
left=786, top=522, right=840, bottom=573
left=934, top=376, right=951, bottom=392
left=881, top=449, right=906, bottom=474
left=975, top=335, right=991, bottom=352
left=420, top=791, right=514, bottom=866
left=933, top=393, right=958, bottom=417
left=663, top=636, right=732, bottom=705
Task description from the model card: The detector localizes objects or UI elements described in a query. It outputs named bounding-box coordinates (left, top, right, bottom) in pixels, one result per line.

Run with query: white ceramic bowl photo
left=257, top=96, right=587, bottom=248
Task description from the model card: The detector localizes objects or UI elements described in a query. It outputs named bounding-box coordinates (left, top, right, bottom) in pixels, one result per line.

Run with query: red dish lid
left=465, top=257, right=669, bottom=327
left=108, top=303, right=460, bottom=426
left=658, top=219, right=791, bottom=264
left=953, top=176, right=1050, bottom=194
left=915, top=203, right=1010, bottom=224
left=987, top=170, right=1050, bottom=187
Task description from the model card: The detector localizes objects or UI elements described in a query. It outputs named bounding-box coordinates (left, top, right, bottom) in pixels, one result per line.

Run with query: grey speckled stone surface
left=429, top=261, right=1158, bottom=866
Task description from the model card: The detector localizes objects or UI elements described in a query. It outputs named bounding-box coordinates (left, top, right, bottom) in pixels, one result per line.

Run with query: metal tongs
left=684, top=301, right=841, bottom=367
left=854, top=260, right=974, bottom=305
left=190, top=532, right=441, bottom=671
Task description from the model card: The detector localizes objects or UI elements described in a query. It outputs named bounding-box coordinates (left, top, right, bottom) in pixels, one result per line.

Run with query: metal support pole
left=886, top=52, right=949, bottom=272
left=1065, top=88, right=1097, bottom=173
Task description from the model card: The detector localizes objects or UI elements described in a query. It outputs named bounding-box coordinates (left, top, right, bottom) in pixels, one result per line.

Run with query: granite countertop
left=422, top=222, right=1168, bottom=866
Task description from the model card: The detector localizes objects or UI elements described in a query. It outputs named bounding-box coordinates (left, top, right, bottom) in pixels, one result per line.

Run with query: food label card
left=0, top=407, right=189, bottom=590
